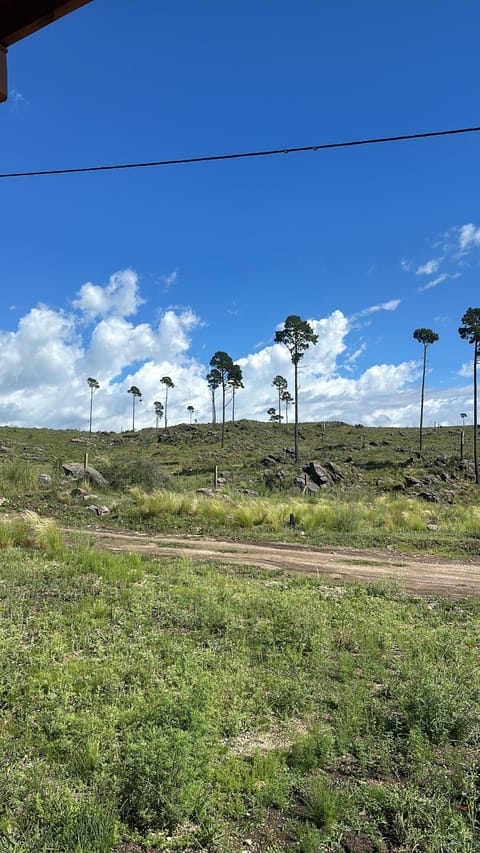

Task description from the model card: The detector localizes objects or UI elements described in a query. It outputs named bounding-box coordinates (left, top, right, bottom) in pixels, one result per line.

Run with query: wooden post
left=213, top=465, right=218, bottom=490
left=84, top=452, right=88, bottom=470
left=460, top=429, right=465, bottom=462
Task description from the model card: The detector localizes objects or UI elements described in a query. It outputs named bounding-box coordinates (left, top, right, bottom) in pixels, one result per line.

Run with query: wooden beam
left=0, top=45, right=6, bottom=103
left=1, top=1, right=94, bottom=48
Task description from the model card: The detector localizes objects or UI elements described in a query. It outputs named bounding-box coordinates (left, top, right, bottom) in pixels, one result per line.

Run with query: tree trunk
left=164, top=389, right=168, bottom=431
left=211, top=390, right=216, bottom=424
left=221, top=382, right=226, bottom=448
left=278, top=387, right=281, bottom=425
left=232, top=388, right=235, bottom=423
left=132, top=397, right=135, bottom=432
left=474, top=341, right=479, bottom=484
left=419, top=343, right=426, bottom=452
left=89, top=388, right=94, bottom=433
left=294, top=363, right=299, bottom=462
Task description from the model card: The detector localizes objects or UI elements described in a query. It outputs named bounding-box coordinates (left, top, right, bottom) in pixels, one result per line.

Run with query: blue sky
left=1, top=0, right=480, bottom=430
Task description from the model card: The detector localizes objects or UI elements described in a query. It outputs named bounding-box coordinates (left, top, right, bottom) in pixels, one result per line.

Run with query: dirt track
left=75, top=528, right=480, bottom=599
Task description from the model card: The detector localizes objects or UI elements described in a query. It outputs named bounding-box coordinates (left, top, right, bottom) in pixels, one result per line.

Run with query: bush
left=102, top=459, right=170, bottom=491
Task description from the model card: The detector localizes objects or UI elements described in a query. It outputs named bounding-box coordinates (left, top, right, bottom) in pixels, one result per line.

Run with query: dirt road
left=75, top=528, right=480, bottom=598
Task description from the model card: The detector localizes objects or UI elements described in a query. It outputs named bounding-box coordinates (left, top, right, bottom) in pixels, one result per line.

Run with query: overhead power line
left=1, top=124, right=479, bottom=180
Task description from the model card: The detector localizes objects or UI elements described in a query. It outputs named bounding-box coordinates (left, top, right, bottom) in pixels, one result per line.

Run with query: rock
left=197, top=488, right=214, bottom=496
left=62, top=463, right=107, bottom=486
left=71, top=487, right=89, bottom=497
left=86, top=504, right=110, bottom=516
left=261, top=453, right=285, bottom=466
left=405, top=476, right=421, bottom=487
left=38, top=473, right=52, bottom=485
left=304, top=479, right=321, bottom=495
left=216, top=476, right=226, bottom=485
left=303, top=461, right=330, bottom=486
left=427, top=523, right=439, bottom=530
left=236, top=488, right=259, bottom=497
left=303, top=460, right=344, bottom=487
left=325, top=461, right=344, bottom=482
left=180, top=467, right=194, bottom=475
left=421, top=474, right=440, bottom=486
left=418, top=490, right=440, bottom=503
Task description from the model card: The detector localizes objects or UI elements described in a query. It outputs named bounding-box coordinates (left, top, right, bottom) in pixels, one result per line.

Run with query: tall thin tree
left=274, top=315, right=318, bottom=462
left=206, top=370, right=221, bottom=425
left=459, top=308, right=480, bottom=484
left=272, top=375, right=288, bottom=424
left=87, top=377, right=99, bottom=433
left=209, top=351, right=236, bottom=448
left=160, top=376, right=174, bottom=430
left=127, top=385, right=142, bottom=431
left=154, top=400, right=164, bottom=429
left=187, top=404, right=195, bottom=424
left=228, top=363, right=244, bottom=423
left=413, top=328, right=439, bottom=452
left=281, top=390, right=293, bottom=424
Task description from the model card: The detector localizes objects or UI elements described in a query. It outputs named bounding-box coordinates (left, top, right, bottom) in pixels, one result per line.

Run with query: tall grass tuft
left=0, top=461, right=39, bottom=496
left=21, top=510, right=64, bottom=557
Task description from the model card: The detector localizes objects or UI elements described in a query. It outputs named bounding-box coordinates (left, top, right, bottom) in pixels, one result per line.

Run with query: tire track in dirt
left=66, top=528, right=480, bottom=598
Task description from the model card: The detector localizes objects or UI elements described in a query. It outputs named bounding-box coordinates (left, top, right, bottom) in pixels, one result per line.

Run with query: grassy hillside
left=0, top=420, right=478, bottom=556
left=0, top=533, right=479, bottom=852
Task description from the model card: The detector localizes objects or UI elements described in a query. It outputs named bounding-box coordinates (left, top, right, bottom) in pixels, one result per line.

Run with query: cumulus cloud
left=0, top=269, right=473, bottom=430
left=72, top=269, right=144, bottom=320
left=458, top=223, right=480, bottom=251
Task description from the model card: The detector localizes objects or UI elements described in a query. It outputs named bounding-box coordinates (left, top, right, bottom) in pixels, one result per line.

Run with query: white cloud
left=416, top=257, right=442, bottom=275
left=353, top=299, right=401, bottom=319
left=400, top=258, right=412, bottom=272
left=0, top=269, right=474, bottom=430
left=458, top=223, right=480, bottom=251
left=160, top=270, right=178, bottom=290
left=72, top=269, right=144, bottom=320
left=419, top=273, right=448, bottom=292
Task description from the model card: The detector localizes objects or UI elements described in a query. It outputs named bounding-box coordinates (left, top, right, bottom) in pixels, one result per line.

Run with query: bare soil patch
left=66, top=527, right=480, bottom=598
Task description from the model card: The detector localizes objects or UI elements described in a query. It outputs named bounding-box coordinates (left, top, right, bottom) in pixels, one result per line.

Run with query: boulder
left=62, top=462, right=107, bottom=486
left=86, top=504, right=110, bottom=516
left=303, top=460, right=344, bottom=487
left=418, top=490, right=440, bottom=503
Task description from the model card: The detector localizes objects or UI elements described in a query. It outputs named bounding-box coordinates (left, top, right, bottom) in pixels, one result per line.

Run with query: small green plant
left=298, top=775, right=341, bottom=831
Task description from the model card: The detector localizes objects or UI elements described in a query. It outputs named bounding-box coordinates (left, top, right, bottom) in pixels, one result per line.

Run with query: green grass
left=0, top=539, right=479, bottom=850
left=0, top=419, right=479, bottom=556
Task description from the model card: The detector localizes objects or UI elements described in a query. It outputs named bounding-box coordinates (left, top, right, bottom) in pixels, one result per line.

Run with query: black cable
left=1, top=124, right=479, bottom=179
